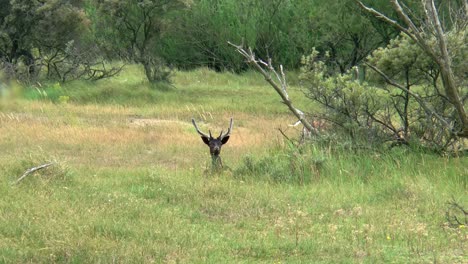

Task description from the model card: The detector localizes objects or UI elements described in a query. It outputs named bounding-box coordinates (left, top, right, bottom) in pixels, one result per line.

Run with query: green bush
left=23, top=82, right=66, bottom=103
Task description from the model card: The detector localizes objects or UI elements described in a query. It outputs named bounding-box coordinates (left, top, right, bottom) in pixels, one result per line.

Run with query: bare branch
left=446, top=199, right=468, bottom=227
left=227, top=41, right=318, bottom=136
left=365, top=63, right=452, bottom=131
left=15, top=162, right=55, bottom=184
left=278, top=127, right=298, bottom=146
left=355, top=1, right=410, bottom=35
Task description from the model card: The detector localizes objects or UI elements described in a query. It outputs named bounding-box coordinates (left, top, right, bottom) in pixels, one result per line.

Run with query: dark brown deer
left=191, top=118, right=233, bottom=169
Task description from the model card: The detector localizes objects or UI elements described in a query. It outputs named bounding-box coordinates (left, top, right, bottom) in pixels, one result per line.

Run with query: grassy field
left=0, top=66, right=466, bottom=263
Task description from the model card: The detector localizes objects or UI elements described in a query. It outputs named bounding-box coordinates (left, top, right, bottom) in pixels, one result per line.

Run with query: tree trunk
left=439, top=61, right=468, bottom=137
left=425, top=0, right=468, bottom=137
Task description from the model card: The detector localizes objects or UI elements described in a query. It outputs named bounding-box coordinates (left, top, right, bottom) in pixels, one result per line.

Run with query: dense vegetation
left=0, top=1, right=466, bottom=262
left=1, top=0, right=465, bottom=74
left=0, top=0, right=409, bottom=79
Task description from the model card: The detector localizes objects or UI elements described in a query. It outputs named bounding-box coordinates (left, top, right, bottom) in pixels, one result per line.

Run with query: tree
left=230, top=1, right=466, bottom=152
left=367, top=34, right=436, bottom=142
left=0, top=0, right=118, bottom=83
left=357, top=0, right=468, bottom=138
left=92, top=0, right=185, bottom=83
left=308, top=0, right=399, bottom=74
left=0, top=0, right=43, bottom=80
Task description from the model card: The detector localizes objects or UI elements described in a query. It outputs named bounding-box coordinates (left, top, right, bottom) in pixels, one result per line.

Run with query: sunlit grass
left=0, top=66, right=466, bottom=263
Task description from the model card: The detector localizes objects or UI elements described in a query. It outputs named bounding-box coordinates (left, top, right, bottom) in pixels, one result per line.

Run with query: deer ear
left=201, top=136, right=210, bottom=145
left=221, top=136, right=230, bottom=144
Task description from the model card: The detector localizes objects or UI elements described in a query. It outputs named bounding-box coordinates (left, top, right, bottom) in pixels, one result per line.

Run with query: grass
left=0, top=65, right=466, bottom=263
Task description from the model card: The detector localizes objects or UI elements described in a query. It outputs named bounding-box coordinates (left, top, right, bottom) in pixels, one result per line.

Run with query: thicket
left=228, top=0, right=467, bottom=153
left=296, top=0, right=467, bottom=153
left=300, top=31, right=467, bottom=152
left=1, top=0, right=402, bottom=83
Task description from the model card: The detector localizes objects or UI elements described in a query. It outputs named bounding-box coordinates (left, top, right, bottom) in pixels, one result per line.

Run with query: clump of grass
left=22, top=80, right=165, bottom=105
left=234, top=143, right=326, bottom=184
left=6, top=151, right=72, bottom=185
left=22, top=82, right=64, bottom=103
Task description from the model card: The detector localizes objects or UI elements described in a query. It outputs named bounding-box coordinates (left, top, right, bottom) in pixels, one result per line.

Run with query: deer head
left=191, top=118, right=233, bottom=158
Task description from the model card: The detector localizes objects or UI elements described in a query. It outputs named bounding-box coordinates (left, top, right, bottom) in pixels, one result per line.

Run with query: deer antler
left=191, top=118, right=210, bottom=138
left=220, top=118, right=233, bottom=139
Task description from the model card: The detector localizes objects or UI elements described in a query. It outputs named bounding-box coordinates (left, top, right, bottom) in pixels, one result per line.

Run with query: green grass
left=0, top=65, right=466, bottom=263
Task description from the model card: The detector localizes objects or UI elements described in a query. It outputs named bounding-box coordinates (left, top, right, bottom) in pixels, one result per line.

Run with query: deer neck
left=211, top=155, right=222, bottom=168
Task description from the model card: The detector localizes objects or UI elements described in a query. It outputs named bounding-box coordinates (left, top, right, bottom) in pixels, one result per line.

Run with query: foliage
left=299, top=25, right=467, bottom=152
left=365, top=6, right=468, bottom=146
left=367, top=34, right=437, bottom=146
left=0, top=0, right=410, bottom=80
left=367, top=34, right=436, bottom=86
left=306, top=0, right=398, bottom=73
left=90, top=0, right=184, bottom=84
left=300, top=49, right=397, bottom=146
left=161, top=0, right=396, bottom=72
left=0, top=0, right=120, bottom=84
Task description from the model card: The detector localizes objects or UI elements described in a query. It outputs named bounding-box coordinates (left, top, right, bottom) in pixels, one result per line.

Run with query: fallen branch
left=15, top=162, right=55, bottom=184
left=446, top=199, right=467, bottom=227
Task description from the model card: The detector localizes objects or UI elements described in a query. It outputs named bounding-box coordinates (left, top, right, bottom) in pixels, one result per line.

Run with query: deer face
left=201, top=133, right=230, bottom=156
left=192, top=118, right=233, bottom=157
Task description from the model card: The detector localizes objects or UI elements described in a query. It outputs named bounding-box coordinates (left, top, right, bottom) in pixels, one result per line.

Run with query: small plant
left=24, top=82, right=67, bottom=103
left=58, top=95, right=70, bottom=104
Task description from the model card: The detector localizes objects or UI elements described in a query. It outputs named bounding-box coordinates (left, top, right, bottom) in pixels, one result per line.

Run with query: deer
left=191, top=118, right=233, bottom=170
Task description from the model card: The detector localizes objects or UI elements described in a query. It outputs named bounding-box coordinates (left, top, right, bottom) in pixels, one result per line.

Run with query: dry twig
left=227, top=41, right=318, bottom=136
left=14, top=162, right=55, bottom=185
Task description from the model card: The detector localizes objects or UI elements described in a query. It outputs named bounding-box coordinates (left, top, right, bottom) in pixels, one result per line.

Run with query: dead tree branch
left=228, top=41, right=318, bottom=136
left=14, top=162, right=55, bottom=185
left=365, top=62, right=453, bottom=132
left=356, top=0, right=468, bottom=137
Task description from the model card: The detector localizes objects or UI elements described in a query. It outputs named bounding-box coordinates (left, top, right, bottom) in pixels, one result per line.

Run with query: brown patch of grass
left=0, top=101, right=300, bottom=170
